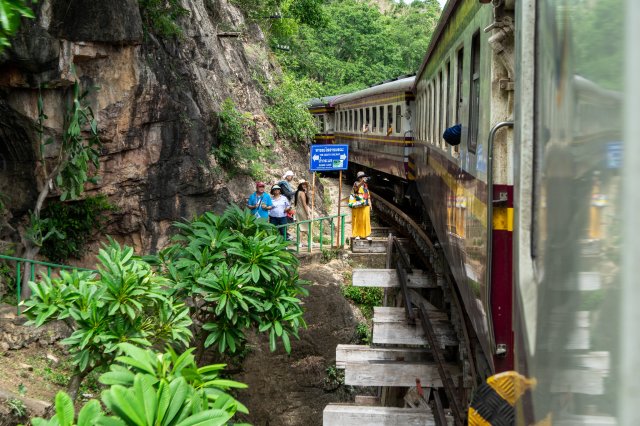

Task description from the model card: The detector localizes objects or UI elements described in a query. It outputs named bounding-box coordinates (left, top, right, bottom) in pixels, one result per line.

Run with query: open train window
left=468, top=32, right=481, bottom=153
left=365, top=108, right=370, bottom=131
left=395, top=105, right=402, bottom=134
left=372, top=107, right=377, bottom=132
left=387, top=105, right=393, bottom=135
left=355, top=109, right=358, bottom=132
left=359, top=109, right=364, bottom=132
left=431, top=82, right=436, bottom=144
left=456, top=47, right=464, bottom=124
left=379, top=106, right=384, bottom=133
left=349, top=110, right=353, bottom=131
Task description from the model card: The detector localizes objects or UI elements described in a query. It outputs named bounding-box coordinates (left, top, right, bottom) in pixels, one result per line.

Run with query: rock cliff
left=0, top=0, right=299, bottom=259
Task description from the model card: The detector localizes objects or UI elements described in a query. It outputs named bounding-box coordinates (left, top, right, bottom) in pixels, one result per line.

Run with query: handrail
left=276, top=213, right=348, bottom=253
left=485, top=120, right=513, bottom=355
left=0, top=254, right=96, bottom=315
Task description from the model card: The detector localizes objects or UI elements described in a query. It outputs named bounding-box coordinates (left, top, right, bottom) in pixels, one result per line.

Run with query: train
left=311, top=0, right=637, bottom=423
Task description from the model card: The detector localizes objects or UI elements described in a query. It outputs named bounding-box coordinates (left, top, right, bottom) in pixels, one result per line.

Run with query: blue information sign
left=309, top=144, right=349, bottom=171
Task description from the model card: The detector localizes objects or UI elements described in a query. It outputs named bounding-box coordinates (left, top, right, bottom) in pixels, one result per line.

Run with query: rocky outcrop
left=0, top=0, right=285, bottom=261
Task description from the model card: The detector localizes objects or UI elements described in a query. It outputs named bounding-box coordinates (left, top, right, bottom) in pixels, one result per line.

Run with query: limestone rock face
left=0, top=0, right=280, bottom=260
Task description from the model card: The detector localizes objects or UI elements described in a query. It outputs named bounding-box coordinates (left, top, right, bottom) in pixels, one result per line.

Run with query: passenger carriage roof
left=307, top=95, right=344, bottom=108
left=414, top=0, right=460, bottom=88
left=330, top=76, right=415, bottom=106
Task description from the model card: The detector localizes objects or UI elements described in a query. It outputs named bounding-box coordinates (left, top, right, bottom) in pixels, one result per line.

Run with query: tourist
left=278, top=170, right=296, bottom=203
left=295, top=180, right=311, bottom=245
left=247, top=182, right=273, bottom=219
left=269, top=184, right=292, bottom=239
left=350, top=171, right=372, bottom=240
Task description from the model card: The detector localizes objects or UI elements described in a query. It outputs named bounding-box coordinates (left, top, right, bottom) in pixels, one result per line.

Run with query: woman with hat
left=269, top=184, right=293, bottom=239
left=247, top=182, right=273, bottom=219
left=278, top=170, right=296, bottom=203
left=294, top=180, right=311, bottom=245
left=351, top=171, right=372, bottom=240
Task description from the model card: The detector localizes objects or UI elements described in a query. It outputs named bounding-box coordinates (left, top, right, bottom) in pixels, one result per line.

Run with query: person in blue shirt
left=247, top=182, right=273, bottom=219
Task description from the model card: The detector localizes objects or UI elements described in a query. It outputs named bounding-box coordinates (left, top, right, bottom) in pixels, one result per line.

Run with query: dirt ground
left=233, top=259, right=362, bottom=426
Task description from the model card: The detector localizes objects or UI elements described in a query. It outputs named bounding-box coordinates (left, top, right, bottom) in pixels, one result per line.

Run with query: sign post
left=309, top=144, right=349, bottom=248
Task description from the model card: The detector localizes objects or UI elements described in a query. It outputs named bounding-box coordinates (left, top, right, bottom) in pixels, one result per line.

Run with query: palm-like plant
left=23, top=240, right=193, bottom=400
left=28, top=345, right=250, bottom=426
left=158, top=206, right=308, bottom=357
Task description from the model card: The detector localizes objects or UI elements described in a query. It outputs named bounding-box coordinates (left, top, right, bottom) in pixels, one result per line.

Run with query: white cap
left=357, top=171, right=368, bottom=178
left=283, top=170, right=294, bottom=178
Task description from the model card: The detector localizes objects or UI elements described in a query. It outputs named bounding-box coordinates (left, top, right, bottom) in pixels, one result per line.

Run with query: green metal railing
left=277, top=213, right=347, bottom=253
left=0, top=254, right=95, bottom=315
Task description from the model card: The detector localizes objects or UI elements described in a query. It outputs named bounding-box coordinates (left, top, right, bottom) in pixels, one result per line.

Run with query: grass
left=342, top=285, right=383, bottom=319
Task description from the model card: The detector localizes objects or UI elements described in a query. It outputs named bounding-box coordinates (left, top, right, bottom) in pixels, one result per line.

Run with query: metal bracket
left=492, top=191, right=509, bottom=204
left=496, top=344, right=508, bottom=357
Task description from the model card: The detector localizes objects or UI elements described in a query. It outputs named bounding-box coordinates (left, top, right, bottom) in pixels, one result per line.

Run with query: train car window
left=426, top=86, right=432, bottom=143
left=437, top=71, right=443, bottom=148
left=365, top=108, right=370, bottom=131
left=423, top=87, right=428, bottom=142
left=349, top=110, right=353, bottom=131
left=359, top=109, right=364, bottom=131
left=372, top=107, right=377, bottom=132
left=468, top=32, right=481, bottom=153
left=456, top=47, right=464, bottom=124
left=431, top=82, right=436, bottom=144
left=319, top=114, right=325, bottom=133
left=354, top=109, right=358, bottom=132
left=441, top=69, right=447, bottom=151
left=379, top=106, right=384, bottom=133
left=395, top=105, right=402, bottom=134
left=387, top=105, right=393, bottom=135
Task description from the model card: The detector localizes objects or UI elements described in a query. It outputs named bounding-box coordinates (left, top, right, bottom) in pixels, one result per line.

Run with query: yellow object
left=468, top=371, right=537, bottom=425
left=492, top=207, right=514, bottom=232
left=486, top=371, right=537, bottom=406
left=351, top=205, right=371, bottom=238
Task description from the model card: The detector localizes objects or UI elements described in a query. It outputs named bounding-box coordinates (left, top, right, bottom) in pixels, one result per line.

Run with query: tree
left=153, top=205, right=307, bottom=360
left=23, top=240, right=193, bottom=401
left=276, top=0, right=441, bottom=96
left=20, top=79, right=101, bottom=299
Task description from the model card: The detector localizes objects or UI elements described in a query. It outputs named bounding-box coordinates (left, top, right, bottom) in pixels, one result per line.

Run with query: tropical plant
left=138, top=0, right=189, bottom=38
left=154, top=205, right=307, bottom=358
left=28, top=345, right=250, bottom=425
left=20, top=79, right=101, bottom=299
left=23, top=240, right=192, bottom=400
left=0, top=0, right=35, bottom=52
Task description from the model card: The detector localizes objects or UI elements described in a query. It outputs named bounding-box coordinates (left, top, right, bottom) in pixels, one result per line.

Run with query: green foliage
left=138, top=0, right=189, bottom=38
left=28, top=346, right=250, bottom=426
left=37, top=81, right=101, bottom=203
left=23, top=240, right=192, bottom=375
left=342, top=284, right=382, bottom=319
left=355, top=321, right=371, bottom=345
left=8, top=397, right=27, bottom=417
left=277, top=0, right=441, bottom=96
left=155, top=205, right=308, bottom=355
left=323, top=364, right=344, bottom=390
left=39, top=195, right=116, bottom=262
left=263, top=73, right=319, bottom=143
left=214, top=98, right=253, bottom=169
left=0, top=0, right=35, bottom=52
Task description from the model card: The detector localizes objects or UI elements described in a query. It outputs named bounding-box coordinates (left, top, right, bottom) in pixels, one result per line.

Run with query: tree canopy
left=273, top=0, right=441, bottom=96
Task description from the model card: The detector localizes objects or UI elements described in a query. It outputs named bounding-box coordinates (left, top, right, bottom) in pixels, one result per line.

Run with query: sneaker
left=354, top=236, right=361, bottom=240
left=366, top=236, right=372, bottom=241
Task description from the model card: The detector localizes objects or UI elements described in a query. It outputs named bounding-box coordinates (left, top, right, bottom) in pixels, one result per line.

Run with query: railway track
left=323, top=192, right=473, bottom=425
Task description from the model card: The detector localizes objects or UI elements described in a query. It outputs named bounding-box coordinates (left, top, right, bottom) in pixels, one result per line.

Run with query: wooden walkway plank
left=343, top=361, right=461, bottom=387
left=352, top=269, right=437, bottom=288
left=323, top=404, right=434, bottom=425
left=335, top=344, right=430, bottom=368
left=372, top=307, right=458, bottom=347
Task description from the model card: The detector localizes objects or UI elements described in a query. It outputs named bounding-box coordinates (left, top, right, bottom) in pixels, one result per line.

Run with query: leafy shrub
left=29, top=345, right=248, bottom=426
left=155, top=205, right=308, bottom=355
left=355, top=322, right=371, bottom=345
left=263, top=73, right=319, bottom=143
left=342, top=285, right=382, bottom=319
left=214, top=98, right=253, bottom=169
left=138, top=0, right=189, bottom=38
left=23, top=240, right=192, bottom=398
left=39, top=195, right=116, bottom=262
